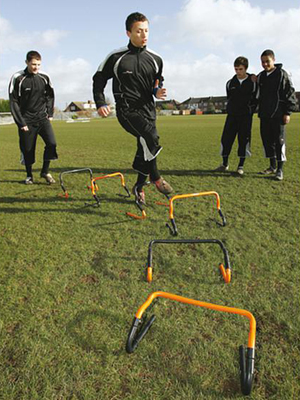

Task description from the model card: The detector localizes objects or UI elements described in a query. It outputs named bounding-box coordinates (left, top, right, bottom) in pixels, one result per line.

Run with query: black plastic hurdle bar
left=146, top=238, right=231, bottom=283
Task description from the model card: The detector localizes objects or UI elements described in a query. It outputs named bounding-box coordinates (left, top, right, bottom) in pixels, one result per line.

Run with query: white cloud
left=164, top=54, right=233, bottom=101
left=40, top=30, right=68, bottom=48
left=157, top=0, right=300, bottom=96
left=175, top=0, right=300, bottom=56
left=0, top=14, right=68, bottom=54
left=47, top=57, right=94, bottom=109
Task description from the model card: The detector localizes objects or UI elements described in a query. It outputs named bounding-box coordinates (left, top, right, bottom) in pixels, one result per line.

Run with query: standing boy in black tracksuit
left=215, top=56, right=257, bottom=175
left=9, top=50, right=58, bottom=184
left=257, top=49, right=297, bottom=181
left=93, top=12, right=173, bottom=205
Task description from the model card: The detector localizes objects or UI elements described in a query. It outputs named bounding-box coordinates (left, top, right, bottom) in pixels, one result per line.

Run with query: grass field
left=0, top=114, right=299, bottom=400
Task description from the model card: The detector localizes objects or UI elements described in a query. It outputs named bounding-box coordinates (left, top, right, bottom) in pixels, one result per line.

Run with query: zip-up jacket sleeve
left=8, top=74, right=27, bottom=128
left=45, top=75, right=55, bottom=117
left=250, top=80, right=258, bottom=114
left=225, top=79, right=231, bottom=100
left=93, top=54, right=115, bottom=109
left=155, top=60, right=164, bottom=88
left=281, top=70, right=297, bottom=115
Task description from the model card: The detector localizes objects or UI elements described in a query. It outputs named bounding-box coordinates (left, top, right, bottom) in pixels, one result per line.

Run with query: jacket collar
left=128, top=41, right=146, bottom=53
left=24, top=67, right=36, bottom=76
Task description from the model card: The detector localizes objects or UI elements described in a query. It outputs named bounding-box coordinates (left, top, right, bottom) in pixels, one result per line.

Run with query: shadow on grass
left=4, top=167, right=135, bottom=175
left=0, top=195, right=133, bottom=204
left=4, top=166, right=273, bottom=180
left=66, top=309, right=126, bottom=356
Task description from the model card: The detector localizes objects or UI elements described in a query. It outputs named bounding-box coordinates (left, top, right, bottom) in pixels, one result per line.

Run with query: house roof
left=64, top=101, right=97, bottom=112
left=181, top=96, right=227, bottom=104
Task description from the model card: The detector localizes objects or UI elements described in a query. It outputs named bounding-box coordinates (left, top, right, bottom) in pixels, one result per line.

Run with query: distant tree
left=0, top=99, right=11, bottom=112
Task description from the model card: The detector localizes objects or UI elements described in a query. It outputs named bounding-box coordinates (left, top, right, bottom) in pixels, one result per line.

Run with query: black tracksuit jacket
left=9, top=67, right=54, bottom=128
left=226, top=74, right=257, bottom=116
left=257, top=64, right=297, bottom=119
left=93, top=41, right=163, bottom=120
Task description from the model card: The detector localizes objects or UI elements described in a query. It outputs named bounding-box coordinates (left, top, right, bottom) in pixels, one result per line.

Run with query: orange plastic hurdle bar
left=166, top=191, right=226, bottom=235
left=126, top=291, right=256, bottom=396
left=146, top=238, right=231, bottom=283
left=89, top=172, right=130, bottom=206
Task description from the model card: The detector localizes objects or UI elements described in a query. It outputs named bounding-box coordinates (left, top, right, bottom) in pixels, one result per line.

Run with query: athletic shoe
left=40, top=172, right=56, bottom=184
left=153, top=178, right=173, bottom=195
left=275, top=169, right=283, bottom=181
left=237, top=167, right=244, bottom=175
left=132, top=185, right=146, bottom=205
left=215, top=164, right=229, bottom=172
left=261, top=167, right=276, bottom=175
left=25, top=177, right=33, bottom=185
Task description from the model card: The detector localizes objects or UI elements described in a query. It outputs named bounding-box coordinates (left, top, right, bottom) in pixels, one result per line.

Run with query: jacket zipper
left=137, top=47, right=141, bottom=74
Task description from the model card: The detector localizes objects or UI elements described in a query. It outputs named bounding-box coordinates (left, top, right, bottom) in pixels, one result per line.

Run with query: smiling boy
left=9, top=51, right=58, bottom=184
left=93, top=12, right=173, bottom=205
left=215, top=56, right=257, bottom=175
left=257, top=49, right=297, bottom=181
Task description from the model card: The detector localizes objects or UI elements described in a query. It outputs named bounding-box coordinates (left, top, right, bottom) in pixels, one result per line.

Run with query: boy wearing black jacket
left=257, top=49, right=297, bottom=181
left=215, top=56, right=257, bottom=175
left=9, top=50, right=58, bottom=184
left=93, top=12, right=173, bottom=205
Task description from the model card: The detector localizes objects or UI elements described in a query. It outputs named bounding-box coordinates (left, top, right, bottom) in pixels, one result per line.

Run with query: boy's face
left=234, top=65, right=247, bottom=79
left=127, top=20, right=149, bottom=48
left=261, top=55, right=275, bottom=72
left=26, top=58, right=41, bottom=74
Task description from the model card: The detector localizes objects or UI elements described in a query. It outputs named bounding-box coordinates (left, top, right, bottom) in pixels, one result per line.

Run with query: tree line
left=0, top=99, right=11, bottom=112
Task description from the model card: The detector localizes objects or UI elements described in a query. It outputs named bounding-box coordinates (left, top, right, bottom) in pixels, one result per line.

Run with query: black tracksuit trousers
left=260, top=117, right=286, bottom=162
left=220, top=114, right=252, bottom=158
left=117, top=108, right=162, bottom=179
left=18, top=118, right=58, bottom=166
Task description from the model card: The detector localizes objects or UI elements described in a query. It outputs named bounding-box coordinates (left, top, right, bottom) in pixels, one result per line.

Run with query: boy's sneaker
left=40, top=172, right=56, bottom=184
left=275, top=169, right=283, bottom=181
left=215, top=164, right=229, bottom=172
left=132, top=185, right=146, bottom=205
left=153, top=178, right=173, bottom=195
left=261, top=167, right=276, bottom=175
left=25, top=176, right=33, bottom=185
left=237, top=167, right=244, bottom=175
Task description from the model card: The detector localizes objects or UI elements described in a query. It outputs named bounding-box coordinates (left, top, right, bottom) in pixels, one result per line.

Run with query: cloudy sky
left=1, top=0, right=299, bottom=109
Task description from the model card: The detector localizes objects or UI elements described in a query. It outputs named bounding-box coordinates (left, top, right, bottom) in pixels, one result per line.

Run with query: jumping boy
left=93, top=12, right=173, bottom=205
left=9, top=50, right=58, bottom=184
left=257, top=49, right=296, bottom=181
left=215, top=56, right=257, bottom=175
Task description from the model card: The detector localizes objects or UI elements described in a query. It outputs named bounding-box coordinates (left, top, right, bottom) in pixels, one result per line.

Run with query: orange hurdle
left=126, top=291, right=256, bottom=396
left=166, top=191, right=226, bottom=235
left=89, top=172, right=130, bottom=206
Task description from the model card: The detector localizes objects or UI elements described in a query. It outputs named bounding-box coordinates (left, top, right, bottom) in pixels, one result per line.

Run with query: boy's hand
left=98, top=105, right=111, bottom=118
left=154, top=79, right=167, bottom=100
left=251, top=74, right=257, bottom=83
left=283, top=115, right=290, bottom=125
left=21, top=126, right=29, bottom=131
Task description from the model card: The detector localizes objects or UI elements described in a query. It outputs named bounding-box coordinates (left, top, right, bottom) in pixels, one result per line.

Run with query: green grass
left=0, top=114, right=299, bottom=399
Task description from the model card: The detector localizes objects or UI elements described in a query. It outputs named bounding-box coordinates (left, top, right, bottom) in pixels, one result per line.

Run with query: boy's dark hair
left=234, top=56, right=248, bottom=69
left=26, top=51, right=42, bottom=62
left=261, top=49, right=275, bottom=59
left=126, top=12, right=148, bottom=32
